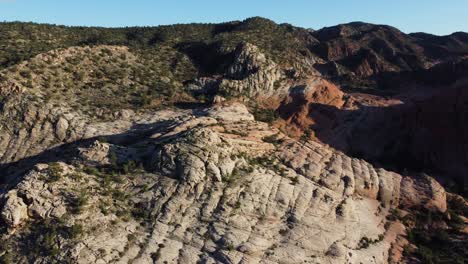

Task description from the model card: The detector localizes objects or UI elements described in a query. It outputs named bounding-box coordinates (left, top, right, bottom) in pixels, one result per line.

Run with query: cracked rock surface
left=0, top=104, right=449, bottom=264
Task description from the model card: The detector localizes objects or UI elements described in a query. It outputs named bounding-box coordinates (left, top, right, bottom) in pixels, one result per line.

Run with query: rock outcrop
left=0, top=104, right=454, bottom=264
left=219, top=43, right=284, bottom=97
left=1, top=191, right=28, bottom=228
left=0, top=19, right=466, bottom=264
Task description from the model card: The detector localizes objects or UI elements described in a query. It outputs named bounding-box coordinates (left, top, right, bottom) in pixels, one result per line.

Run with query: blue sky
left=1, top=0, right=467, bottom=35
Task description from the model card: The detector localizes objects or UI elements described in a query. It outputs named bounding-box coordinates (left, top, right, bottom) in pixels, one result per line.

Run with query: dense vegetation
left=0, top=18, right=317, bottom=116
left=0, top=17, right=315, bottom=72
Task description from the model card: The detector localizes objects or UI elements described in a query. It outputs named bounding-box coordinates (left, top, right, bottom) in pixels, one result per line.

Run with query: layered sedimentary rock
left=0, top=104, right=449, bottom=264
left=0, top=19, right=467, bottom=264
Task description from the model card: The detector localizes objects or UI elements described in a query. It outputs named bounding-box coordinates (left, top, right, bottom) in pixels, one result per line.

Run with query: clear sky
left=1, top=0, right=467, bottom=35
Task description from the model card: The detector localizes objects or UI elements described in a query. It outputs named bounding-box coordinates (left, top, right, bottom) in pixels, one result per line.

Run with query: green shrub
left=83, top=166, right=100, bottom=176
left=300, top=129, right=313, bottom=142
left=290, top=177, right=299, bottom=185
left=46, top=162, right=63, bottom=182
left=252, top=107, right=277, bottom=124
left=68, top=224, right=83, bottom=239
left=262, top=133, right=281, bottom=144
left=0, top=251, right=12, bottom=264
left=122, top=160, right=139, bottom=174
left=70, top=191, right=88, bottom=214
left=27, top=218, right=67, bottom=258
left=111, top=189, right=126, bottom=201
left=19, top=70, right=31, bottom=79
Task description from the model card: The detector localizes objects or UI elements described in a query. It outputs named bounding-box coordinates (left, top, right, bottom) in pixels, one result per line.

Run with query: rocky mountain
left=0, top=18, right=467, bottom=264
left=309, top=22, right=468, bottom=91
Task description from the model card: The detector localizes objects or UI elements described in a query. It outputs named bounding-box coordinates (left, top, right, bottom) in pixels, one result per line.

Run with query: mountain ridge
left=0, top=17, right=467, bottom=264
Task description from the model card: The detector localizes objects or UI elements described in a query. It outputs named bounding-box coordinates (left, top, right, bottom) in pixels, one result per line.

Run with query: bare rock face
left=0, top=94, right=86, bottom=166
left=276, top=78, right=345, bottom=138
left=1, top=190, right=28, bottom=228
left=205, top=102, right=255, bottom=122
left=152, top=127, right=237, bottom=185
left=310, top=22, right=429, bottom=78
left=219, top=42, right=284, bottom=97
left=13, top=163, right=73, bottom=220
left=79, top=140, right=112, bottom=165
left=0, top=104, right=453, bottom=264
left=0, top=21, right=465, bottom=264
left=277, top=73, right=468, bottom=196
left=55, top=117, right=70, bottom=141
left=400, top=174, right=447, bottom=213
left=0, top=80, right=24, bottom=98
left=226, top=42, right=267, bottom=78
left=212, top=95, right=226, bottom=104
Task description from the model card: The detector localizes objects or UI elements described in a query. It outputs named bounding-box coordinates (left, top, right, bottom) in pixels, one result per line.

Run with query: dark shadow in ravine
left=278, top=84, right=468, bottom=196
left=316, top=57, right=468, bottom=96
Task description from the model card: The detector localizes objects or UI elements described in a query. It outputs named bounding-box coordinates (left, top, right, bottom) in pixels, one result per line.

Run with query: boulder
left=400, top=174, right=447, bottom=212
left=55, top=116, right=69, bottom=141
left=1, top=191, right=28, bottom=228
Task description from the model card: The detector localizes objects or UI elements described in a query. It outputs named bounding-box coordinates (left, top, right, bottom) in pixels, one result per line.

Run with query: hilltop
left=0, top=17, right=467, bottom=264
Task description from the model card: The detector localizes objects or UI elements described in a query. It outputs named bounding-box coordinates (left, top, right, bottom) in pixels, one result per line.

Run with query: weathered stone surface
left=0, top=104, right=452, bottom=263
left=55, top=117, right=69, bottom=141
left=1, top=191, right=28, bottom=228
left=13, top=163, right=71, bottom=219
left=0, top=22, right=465, bottom=264
left=219, top=42, right=284, bottom=97
left=399, top=174, right=447, bottom=212
left=205, top=102, right=254, bottom=122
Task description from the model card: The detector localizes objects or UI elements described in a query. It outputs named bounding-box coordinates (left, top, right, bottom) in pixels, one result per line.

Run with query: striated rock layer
left=0, top=19, right=466, bottom=264
left=0, top=104, right=449, bottom=264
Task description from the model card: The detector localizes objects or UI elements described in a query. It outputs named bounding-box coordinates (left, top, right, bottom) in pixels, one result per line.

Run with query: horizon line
left=1, top=17, right=465, bottom=37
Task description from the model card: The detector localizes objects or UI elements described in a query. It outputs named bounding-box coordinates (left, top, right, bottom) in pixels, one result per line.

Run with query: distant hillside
left=1, top=18, right=467, bottom=92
